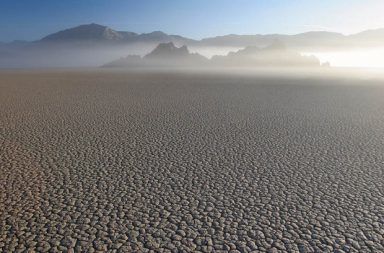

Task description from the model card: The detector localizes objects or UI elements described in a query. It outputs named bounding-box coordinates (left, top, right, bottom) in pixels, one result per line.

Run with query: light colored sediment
left=0, top=70, right=383, bottom=252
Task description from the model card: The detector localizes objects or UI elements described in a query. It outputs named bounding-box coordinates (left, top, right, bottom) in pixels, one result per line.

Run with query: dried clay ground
left=0, top=70, right=383, bottom=252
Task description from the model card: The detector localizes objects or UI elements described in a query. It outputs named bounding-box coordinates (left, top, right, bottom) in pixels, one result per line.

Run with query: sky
left=0, top=0, right=384, bottom=42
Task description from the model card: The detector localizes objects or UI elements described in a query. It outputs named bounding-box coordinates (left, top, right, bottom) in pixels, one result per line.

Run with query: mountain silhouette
left=42, top=24, right=129, bottom=41
left=145, top=42, right=190, bottom=58
left=2, top=23, right=384, bottom=48
left=211, top=41, right=320, bottom=67
left=145, top=42, right=205, bottom=60
left=200, top=31, right=347, bottom=49
left=40, top=24, right=193, bottom=45
left=103, top=42, right=207, bottom=67
left=31, top=23, right=384, bottom=49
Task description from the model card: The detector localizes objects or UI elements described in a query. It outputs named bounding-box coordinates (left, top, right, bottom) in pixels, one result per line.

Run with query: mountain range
left=1, top=23, right=384, bottom=68
left=13, top=23, right=383, bottom=47
left=9, top=23, right=383, bottom=48
left=40, top=24, right=194, bottom=45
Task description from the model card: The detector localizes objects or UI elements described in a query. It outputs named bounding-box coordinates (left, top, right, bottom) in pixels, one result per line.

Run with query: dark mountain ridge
left=42, top=23, right=127, bottom=41
left=40, top=24, right=194, bottom=45
left=103, top=42, right=208, bottom=68
left=3, top=23, right=384, bottom=48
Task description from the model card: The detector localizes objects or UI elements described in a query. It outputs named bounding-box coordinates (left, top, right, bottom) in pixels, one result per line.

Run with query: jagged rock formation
left=145, top=42, right=207, bottom=63
left=145, top=43, right=190, bottom=59
left=211, top=41, right=320, bottom=67
left=103, top=42, right=208, bottom=67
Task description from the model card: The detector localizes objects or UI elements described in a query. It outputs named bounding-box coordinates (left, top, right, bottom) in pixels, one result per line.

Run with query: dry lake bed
left=0, top=70, right=383, bottom=252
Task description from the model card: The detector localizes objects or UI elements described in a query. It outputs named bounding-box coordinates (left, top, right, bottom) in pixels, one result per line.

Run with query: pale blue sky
left=0, top=0, right=383, bottom=41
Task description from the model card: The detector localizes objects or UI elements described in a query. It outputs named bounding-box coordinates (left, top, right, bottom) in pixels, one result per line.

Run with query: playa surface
left=0, top=70, right=383, bottom=252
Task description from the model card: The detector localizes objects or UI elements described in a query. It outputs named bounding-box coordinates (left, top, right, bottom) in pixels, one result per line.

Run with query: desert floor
left=0, top=70, right=383, bottom=252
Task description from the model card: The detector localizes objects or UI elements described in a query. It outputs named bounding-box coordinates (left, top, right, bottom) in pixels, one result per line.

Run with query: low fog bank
left=2, top=41, right=383, bottom=81
left=2, top=40, right=384, bottom=70
left=5, top=66, right=383, bottom=85
left=0, top=42, right=161, bottom=68
left=96, top=66, right=384, bottom=82
left=303, top=47, right=384, bottom=68
left=0, top=44, right=240, bottom=69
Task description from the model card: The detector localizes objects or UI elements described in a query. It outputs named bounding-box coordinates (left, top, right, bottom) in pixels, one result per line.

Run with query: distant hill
left=351, top=28, right=384, bottom=39
left=200, top=31, right=347, bottom=49
left=145, top=42, right=206, bottom=61
left=103, top=42, right=208, bottom=68
left=211, top=41, right=320, bottom=67
left=348, top=28, right=384, bottom=46
left=41, top=24, right=128, bottom=41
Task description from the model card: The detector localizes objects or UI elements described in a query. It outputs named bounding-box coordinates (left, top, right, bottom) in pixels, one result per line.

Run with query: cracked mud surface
left=0, top=71, right=384, bottom=252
